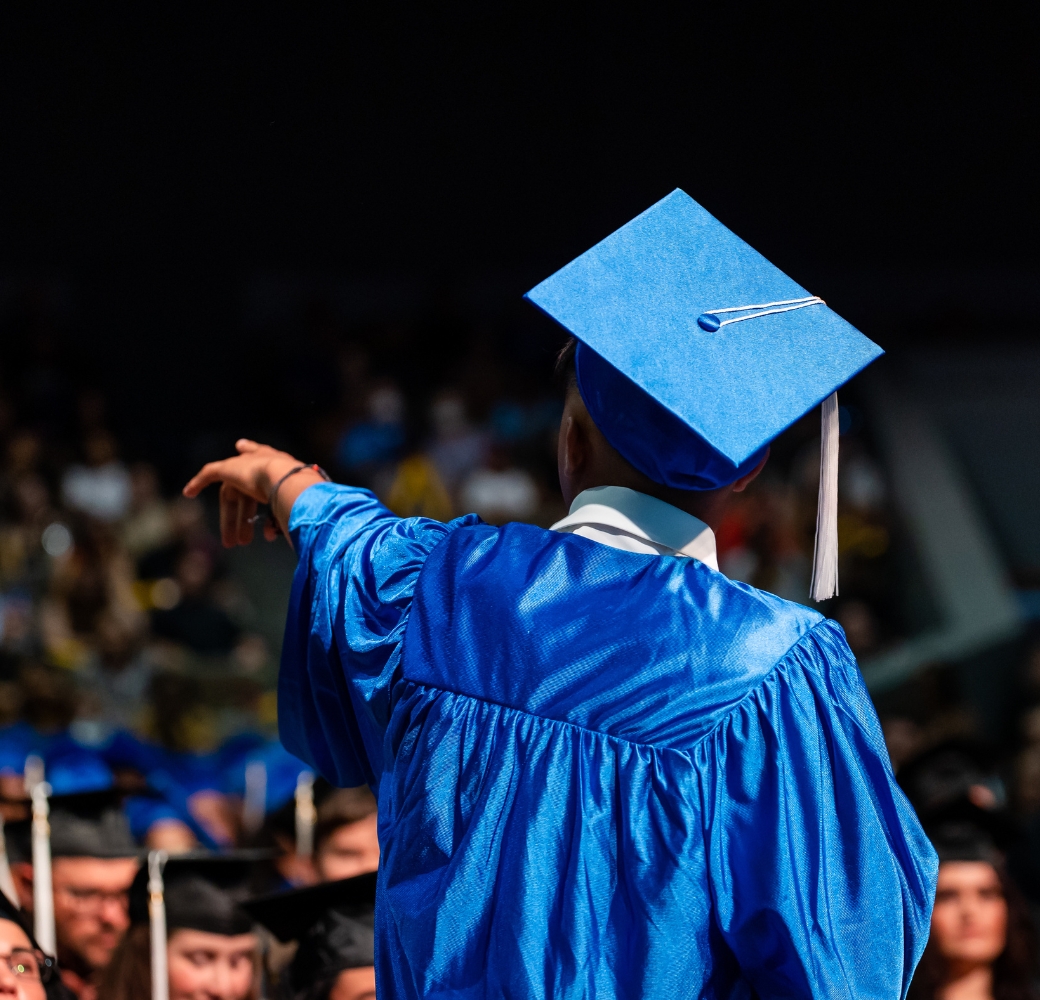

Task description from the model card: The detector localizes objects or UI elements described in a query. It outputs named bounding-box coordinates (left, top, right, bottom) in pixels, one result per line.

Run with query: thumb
left=236, top=439, right=260, bottom=453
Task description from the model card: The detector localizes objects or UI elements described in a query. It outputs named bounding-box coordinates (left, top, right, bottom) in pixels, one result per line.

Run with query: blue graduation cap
left=525, top=189, right=883, bottom=600
left=46, top=751, right=115, bottom=797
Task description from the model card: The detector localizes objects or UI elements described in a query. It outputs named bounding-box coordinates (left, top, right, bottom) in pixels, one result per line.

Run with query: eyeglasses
left=1, top=949, right=52, bottom=983
left=57, top=886, right=130, bottom=911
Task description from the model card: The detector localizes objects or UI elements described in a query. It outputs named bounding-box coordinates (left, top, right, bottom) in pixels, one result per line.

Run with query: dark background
left=2, top=4, right=1038, bottom=474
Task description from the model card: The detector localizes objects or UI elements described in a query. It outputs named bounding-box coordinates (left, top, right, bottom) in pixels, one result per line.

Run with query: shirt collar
left=550, top=485, right=718, bottom=569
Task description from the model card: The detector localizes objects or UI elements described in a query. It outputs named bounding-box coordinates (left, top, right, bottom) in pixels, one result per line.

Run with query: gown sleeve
left=277, top=483, right=477, bottom=790
left=700, top=619, right=937, bottom=1000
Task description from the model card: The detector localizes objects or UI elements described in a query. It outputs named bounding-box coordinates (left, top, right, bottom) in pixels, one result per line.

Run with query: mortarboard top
left=0, top=722, right=39, bottom=782
left=46, top=751, right=114, bottom=798
left=244, top=874, right=376, bottom=982
left=41, top=750, right=138, bottom=859
left=524, top=188, right=883, bottom=485
left=242, top=872, right=377, bottom=943
left=6, top=785, right=138, bottom=863
left=128, top=851, right=271, bottom=936
left=922, top=798, right=1014, bottom=864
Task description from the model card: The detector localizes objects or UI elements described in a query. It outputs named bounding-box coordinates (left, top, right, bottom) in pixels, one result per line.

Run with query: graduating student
left=7, top=781, right=139, bottom=1000
left=244, top=873, right=376, bottom=1000
left=0, top=882, right=76, bottom=1000
left=100, top=855, right=260, bottom=1000
left=249, top=778, right=379, bottom=892
left=185, top=190, right=937, bottom=999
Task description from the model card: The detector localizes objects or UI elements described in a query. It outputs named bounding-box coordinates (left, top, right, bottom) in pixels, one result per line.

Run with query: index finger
left=183, top=459, right=236, bottom=498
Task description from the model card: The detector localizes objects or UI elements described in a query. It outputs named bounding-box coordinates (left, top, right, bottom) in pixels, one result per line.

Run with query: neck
left=940, top=962, right=995, bottom=1000
left=574, top=477, right=731, bottom=532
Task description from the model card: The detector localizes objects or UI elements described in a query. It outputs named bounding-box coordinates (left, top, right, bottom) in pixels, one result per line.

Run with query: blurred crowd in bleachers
left=0, top=290, right=996, bottom=822
left=2, top=287, right=1040, bottom=996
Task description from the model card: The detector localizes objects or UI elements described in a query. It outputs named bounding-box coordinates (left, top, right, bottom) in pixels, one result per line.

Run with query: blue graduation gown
left=279, top=484, right=936, bottom=999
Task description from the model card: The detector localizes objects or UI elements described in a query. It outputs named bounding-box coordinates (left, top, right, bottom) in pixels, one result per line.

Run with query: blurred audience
left=8, top=792, right=139, bottom=1000
left=12, top=293, right=1040, bottom=1000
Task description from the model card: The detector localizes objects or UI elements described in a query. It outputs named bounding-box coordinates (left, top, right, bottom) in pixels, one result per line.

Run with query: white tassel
left=810, top=392, right=840, bottom=602
left=294, top=771, right=316, bottom=858
left=30, top=781, right=55, bottom=956
left=148, top=850, right=169, bottom=1000
left=242, top=761, right=267, bottom=837
left=0, top=816, right=20, bottom=908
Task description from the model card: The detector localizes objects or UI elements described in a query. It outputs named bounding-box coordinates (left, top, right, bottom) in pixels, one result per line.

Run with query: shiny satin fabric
left=280, top=484, right=936, bottom=999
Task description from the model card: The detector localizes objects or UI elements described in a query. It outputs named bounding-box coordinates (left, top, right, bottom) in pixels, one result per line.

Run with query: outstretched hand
left=183, top=439, right=325, bottom=548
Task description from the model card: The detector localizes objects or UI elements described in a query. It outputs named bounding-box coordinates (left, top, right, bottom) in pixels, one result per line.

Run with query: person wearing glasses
left=0, top=888, right=74, bottom=1000
left=7, top=791, right=139, bottom=1000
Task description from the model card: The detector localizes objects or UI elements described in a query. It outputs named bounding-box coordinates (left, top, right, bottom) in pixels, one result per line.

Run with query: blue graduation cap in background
left=525, top=189, right=884, bottom=601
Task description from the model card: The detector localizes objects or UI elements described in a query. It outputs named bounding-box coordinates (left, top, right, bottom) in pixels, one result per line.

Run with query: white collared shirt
left=550, top=485, right=718, bottom=570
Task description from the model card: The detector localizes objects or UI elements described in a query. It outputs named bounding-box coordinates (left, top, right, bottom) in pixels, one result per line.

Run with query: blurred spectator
left=61, top=435, right=131, bottom=524
left=41, top=519, right=143, bottom=672
left=150, top=547, right=240, bottom=656
left=19, top=665, right=80, bottom=734
left=909, top=817, right=1037, bottom=1000
left=459, top=446, right=539, bottom=524
left=427, top=391, right=489, bottom=499
left=120, top=465, right=172, bottom=560
left=0, top=473, right=57, bottom=589
left=73, top=608, right=153, bottom=736
left=335, top=383, right=406, bottom=485
left=834, top=599, right=880, bottom=657
left=883, top=716, right=926, bottom=773
left=384, top=455, right=453, bottom=521
left=312, top=787, right=380, bottom=883
left=100, top=858, right=259, bottom=1000
left=4, top=432, right=43, bottom=481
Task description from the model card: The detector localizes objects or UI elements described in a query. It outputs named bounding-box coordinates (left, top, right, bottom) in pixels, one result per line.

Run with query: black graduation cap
left=922, top=797, right=1016, bottom=864
left=6, top=789, right=138, bottom=863
left=897, top=739, right=1001, bottom=816
left=128, top=852, right=270, bottom=937
left=244, top=873, right=376, bottom=984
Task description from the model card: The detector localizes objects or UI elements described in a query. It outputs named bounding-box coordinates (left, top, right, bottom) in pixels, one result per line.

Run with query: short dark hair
left=554, top=337, right=578, bottom=388
left=314, top=786, right=378, bottom=854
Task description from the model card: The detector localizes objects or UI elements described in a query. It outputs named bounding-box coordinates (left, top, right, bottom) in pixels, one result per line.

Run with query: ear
left=9, top=862, right=33, bottom=911
left=559, top=391, right=589, bottom=479
left=730, top=448, right=770, bottom=494
left=561, top=413, right=586, bottom=478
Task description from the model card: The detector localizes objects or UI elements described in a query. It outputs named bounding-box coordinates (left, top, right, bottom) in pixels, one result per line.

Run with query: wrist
left=268, top=464, right=331, bottom=542
left=261, top=455, right=305, bottom=499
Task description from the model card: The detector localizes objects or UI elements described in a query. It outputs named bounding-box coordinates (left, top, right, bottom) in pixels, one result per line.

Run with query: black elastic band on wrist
left=266, top=464, right=331, bottom=538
